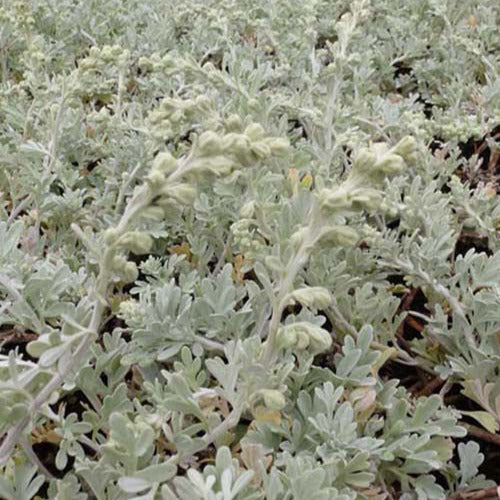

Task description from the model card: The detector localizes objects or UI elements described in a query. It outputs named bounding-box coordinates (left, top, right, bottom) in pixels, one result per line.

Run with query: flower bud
left=277, top=322, right=332, bottom=354
left=226, top=114, right=242, bottom=131
left=244, top=123, right=265, bottom=140
left=295, top=330, right=311, bottom=349
left=317, top=187, right=351, bottom=213
left=158, top=184, right=197, bottom=205
left=140, top=206, right=166, bottom=221
left=222, top=133, right=250, bottom=156
left=152, top=151, right=177, bottom=176
left=393, top=136, right=417, bottom=163
left=198, top=131, right=222, bottom=155
left=306, top=326, right=332, bottom=353
left=191, top=155, right=235, bottom=176
left=146, top=170, right=166, bottom=189
left=118, top=232, right=153, bottom=255
left=350, top=187, right=383, bottom=211
left=259, top=389, right=286, bottom=411
left=112, top=255, right=128, bottom=271
left=103, top=228, right=120, bottom=245
left=375, top=153, right=405, bottom=175
left=353, top=148, right=377, bottom=173
left=266, top=137, right=290, bottom=155
left=122, top=261, right=139, bottom=283
left=317, top=225, right=359, bottom=247
left=195, top=95, right=211, bottom=109
left=277, top=326, right=297, bottom=349
left=250, top=141, right=271, bottom=159
left=287, top=287, right=332, bottom=309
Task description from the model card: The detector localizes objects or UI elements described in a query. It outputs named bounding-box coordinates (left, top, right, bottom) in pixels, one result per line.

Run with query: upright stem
left=261, top=204, right=322, bottom=366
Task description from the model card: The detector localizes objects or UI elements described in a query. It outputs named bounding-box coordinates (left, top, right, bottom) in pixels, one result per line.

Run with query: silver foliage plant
left=0, top=0, right=499, bottom=498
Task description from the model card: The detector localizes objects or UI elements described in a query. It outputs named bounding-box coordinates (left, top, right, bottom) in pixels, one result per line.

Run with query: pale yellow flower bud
left=118, top=232, right=153, bottom=255
left=287, top=287, right=332, bottom=309
left=259, top=389, right=286, bottom=410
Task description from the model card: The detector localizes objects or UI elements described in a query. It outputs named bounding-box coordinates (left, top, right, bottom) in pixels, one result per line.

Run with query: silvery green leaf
left=118, top=476, right=151, bottom=493
left=458, top=441, right=484, bottom=487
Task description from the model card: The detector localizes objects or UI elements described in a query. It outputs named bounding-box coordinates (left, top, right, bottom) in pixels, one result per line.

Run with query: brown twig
left=464, top=423, right=500, bottom=447
left=406, top=316, right=425, bottom=333
left=399, top=288, right=419, bottom=313
left=446, top=486, right=500, bottom=500
left=395, top=288, right=423, bottom=352
left=414, top=376, right=445, bottom=397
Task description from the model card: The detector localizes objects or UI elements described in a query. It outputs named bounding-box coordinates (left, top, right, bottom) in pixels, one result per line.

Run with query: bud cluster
left=191, top=124, right=289, bottom=172
left=313, top=136, right=417, bottom=246
left=148, top=95, right=213, bottom=141
left=252, top=389, right=287, bottom=411
left=231, top=218, right=266, bottom=261
left=349, top=136, right=417, bottom=187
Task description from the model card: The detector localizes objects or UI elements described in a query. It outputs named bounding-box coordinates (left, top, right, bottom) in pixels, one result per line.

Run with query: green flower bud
left=306, top=327, right=332, bottom=353
left=259, top=389, right=286, bottom=411
left=250, top=141, right=272, bottom=159
left=118, top=232, right=153, bottom=255
left=287, top=287, right=332, bottom=309
left=9, top=403, right=29, bottom=423
left=190, top=155, right=235, bottom=176
left=118, top=299, right=144, bottom=322
left=146, top=170, right=166, bottom=189
left=226, top=114, right=243, bottom=131
left=221, top=133, right=250, bottom=154
left=198, top=131, right=222, bottom=155
left=103, top=228, right=120, bottom=245
left=195, top=95, right=211, bottom=109
left=122, top=261, right=139, bottom=283
left=295, top=330, right=311, bottom=350
left=350, top=187, right=383, bottom=212
left=393, top=136, right=417, bottom=163
left=140, top=206, right=166, bottom=221
left=152, top=151, right=178, bottom=176
left=277, top=326, right=297, bottom=349
left=317, top=225, right=359, bottom=247
left=266, top=137, right=290, bottom=155
left=160, top=183, right=197, bottom=205
left=375, top=153, right=405, bottom=175
left=112, top=254, right=129, bottom=271
left=277, top=322, right=332, bottom=354
left=138, top=56, right=153, bottom=71
left=317, top=187, right=351, bottom=213
left=170, top=110, right=183, bottom=123
left=244, top=123, right=265, bottom=140
left=353, top=148, right=377, bottom=173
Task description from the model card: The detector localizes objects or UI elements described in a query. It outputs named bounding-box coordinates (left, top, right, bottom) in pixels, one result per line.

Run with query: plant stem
left=0, top=185, right=152, bottom=465
left=446, top=486, right=500, bottom=500
left=464, top=423, right=500, bottom=447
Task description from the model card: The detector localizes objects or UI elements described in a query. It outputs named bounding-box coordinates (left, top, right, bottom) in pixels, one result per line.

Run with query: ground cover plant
left=0, top=0, right=499, bottom=498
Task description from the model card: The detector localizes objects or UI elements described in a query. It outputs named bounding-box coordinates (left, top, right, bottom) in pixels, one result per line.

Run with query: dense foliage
left=0, top=0, right=499, bottom=498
